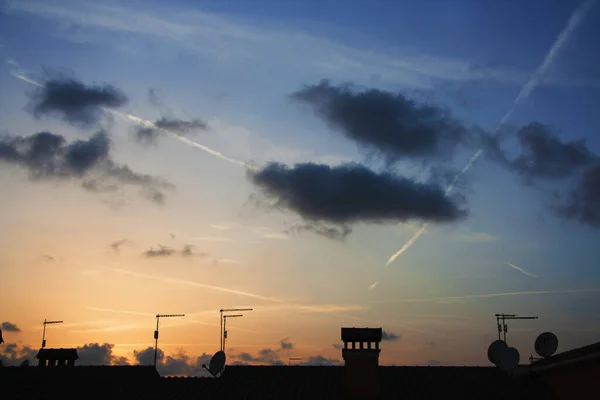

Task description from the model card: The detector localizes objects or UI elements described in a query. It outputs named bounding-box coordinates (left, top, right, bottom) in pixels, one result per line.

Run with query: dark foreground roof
left=1, top=365, right=558, bottom=400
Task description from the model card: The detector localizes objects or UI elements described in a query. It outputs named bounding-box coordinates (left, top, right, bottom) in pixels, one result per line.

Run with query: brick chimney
left=341, top=327, right=382, bottom=399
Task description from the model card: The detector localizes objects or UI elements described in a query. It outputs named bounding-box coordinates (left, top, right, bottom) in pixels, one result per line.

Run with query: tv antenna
left=495, top=313, right=538, bottom=344
left=289, top=357, right=302, bottom=366
left=219, top=308, right=252, bottom=351
left=41, top=319, right=63, bottom=348
left=222, top=314, right=243, bottom=353
left=154, top=313, right=185, bottom=367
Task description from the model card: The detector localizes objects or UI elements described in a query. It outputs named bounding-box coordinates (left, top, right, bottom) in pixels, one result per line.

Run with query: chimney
left=340, top=327, right=382, bottom=399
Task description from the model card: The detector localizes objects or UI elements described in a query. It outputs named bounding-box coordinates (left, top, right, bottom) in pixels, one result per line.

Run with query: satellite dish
left=535, top=332, right=559, bottom=358
left=487, top=340, right=507, bottom=364
left=208, top=350, right=226, bottom=376
left=20, top=359, right=30, bottom=367
left=497, top=346, right=520, bottom=372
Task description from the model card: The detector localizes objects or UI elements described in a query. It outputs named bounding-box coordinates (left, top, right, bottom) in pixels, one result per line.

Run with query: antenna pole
left=220, top=309, right=223, bottom=351
left=41, top=319, right=63, bottom=348
left=153, top=313, right=185, bottom=368
left=219, top=308, right=252, bottom=352
left=42, top=319, right=47, bottom=348
left=222, top=314, right=244, bottom=353
left=494, top=313, right=538, bottom=344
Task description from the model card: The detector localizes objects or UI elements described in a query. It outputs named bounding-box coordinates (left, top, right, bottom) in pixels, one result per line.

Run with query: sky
left=1, top=0, right=600, bottom=374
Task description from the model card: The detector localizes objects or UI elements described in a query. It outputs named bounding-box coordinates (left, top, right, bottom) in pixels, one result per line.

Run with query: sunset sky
left=1, top=0, right=600, bottom=374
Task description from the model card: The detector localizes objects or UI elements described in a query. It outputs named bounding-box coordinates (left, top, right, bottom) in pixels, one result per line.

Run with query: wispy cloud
left=261, top=232, right=290, bottom=240
left=6, top=0, right=579, bottom=89
left=505, top=262, right=538, bottom=278
left=69, top=323, right=142, bottom=333
left=369, top=288, right=600, bottom=304
left=86, top=306, right=155, bottom=317
left=209, top=224, right=230, bottom=230
left=213, top=258, right=242, bottom=265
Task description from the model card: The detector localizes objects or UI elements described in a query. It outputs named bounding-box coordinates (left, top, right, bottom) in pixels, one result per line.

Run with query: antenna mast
left=41, top=319, right=63, bottom=348
left=154, top=313, right=185, bottom=367
left=495, top=313, right=538, bottom=343
left=222, top=314, right=243, bottom=353
left=219, top=308, right=252, bottom=351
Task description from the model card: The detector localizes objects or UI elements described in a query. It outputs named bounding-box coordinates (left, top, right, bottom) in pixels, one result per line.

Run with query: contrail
left=384, top=0, right=596, bottom=269
left=86, top=306, right=156, bottom=317
left=10, top=71, right=256, bottom=170
left=505, top=262, right=538, bottom=278
left=369, top=288, right=600, bottom=304
left=112, top=268, right=283, bottom=303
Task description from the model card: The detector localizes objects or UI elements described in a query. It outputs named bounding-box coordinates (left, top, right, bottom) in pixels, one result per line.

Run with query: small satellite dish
left=535, top=332, right=559, bottom=358
left=20, top=359, right=30, bottom=367
left=497, top=346, right=520, bottom=372
left=208, top=350, right=226, bottom=376
left=487, top=340, right=507, bottom=365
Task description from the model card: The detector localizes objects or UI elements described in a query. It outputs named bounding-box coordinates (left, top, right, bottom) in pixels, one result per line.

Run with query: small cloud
left=110, top=239, right=133, bottom=253
left=280, top=337, right=294, bottom=351
left=332, top=344, right=343, bottom=350
left=26, top=75, right=129, bottom=129
left=41, top=254, right=54, bottom=261
left=504, top=262, right=538, bottom=278
left=382, top=330, right=400, bottom=341
left=6, top=57, right=19, bottom=67
left=209, top=223, right=230, bottom=230
left=144, top=245, right=177, bottom=258
left=1, top=321, right=21, bottom=332
left=368, top=281, right=378, bottom=290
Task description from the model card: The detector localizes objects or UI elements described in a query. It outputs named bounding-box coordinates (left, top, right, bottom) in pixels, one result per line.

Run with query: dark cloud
left=303, top=355, right=341, bottom=366
left=484, top=123, right=597, bottom=181
left=110, top=239, right=133, bottom=253
left=133, top=347, right=158, bottom=366
left=427, top=359, right=450, bottom=366
left=555, top=163, right=600, bottom=228
left=381, top=330, right=400, bottom=341
left=248, top=162, right=466, bottom=239
left=332, top=344, right=343, bottom=351
left=134, top=117, right=208, bottom=145
left=236, top=349, right=284, bottom=365
left=279, top=337, right=294, bottom=351
left=0, top=130, right=172, bottom=204
left=482, top=122, right=600, bottom=229
left=286, top=222, right=352, bottom=242
left=0, top=343, right=37, bottom=366
left=1, top=321, right=21, bottom=332
left=143, top=244, right=206, bottom=258
left=41, top=254, right=54, bottom=262
left=27, top=77, right=128, bottom=128
left=233, top=338, right=295, bottom=366
left=290, top=80, right=471, bottom=163
left=132, top=346, right=214, bottom=376
left=76, top=343, right=127, bottom=366
left=144, top=245, right=177, bottom=258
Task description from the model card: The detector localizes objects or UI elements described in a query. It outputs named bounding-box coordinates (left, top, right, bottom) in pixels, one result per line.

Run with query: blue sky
left=1, top=0, right=599, bottom=371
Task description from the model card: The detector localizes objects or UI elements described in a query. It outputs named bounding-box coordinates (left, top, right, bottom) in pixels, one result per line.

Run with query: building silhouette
left=0, top=326, right=598, bottom=399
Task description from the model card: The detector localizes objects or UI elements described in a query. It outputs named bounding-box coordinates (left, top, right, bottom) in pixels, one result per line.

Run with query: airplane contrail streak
left=86, top=306, right=156, bottom=317
left=383, top=0, right=596, bottom=270
left=505, top=262, right=539, bottom=278
left=10, top=72, right=255, bottom=170
left=369, top=288, right=600, bottom=304
left=112, top=268, right=283, bottom=303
